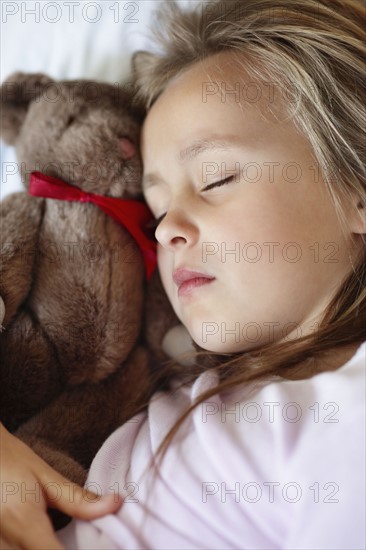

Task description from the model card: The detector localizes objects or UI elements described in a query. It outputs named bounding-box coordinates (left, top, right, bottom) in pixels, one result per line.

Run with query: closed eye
left=146, top=213, right=166, bottom=230
left=201, top=175, right=236, bottom=192
left=145, top=175, right=236, bottom=231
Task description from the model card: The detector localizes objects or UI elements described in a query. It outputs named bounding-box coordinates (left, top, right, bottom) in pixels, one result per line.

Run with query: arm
left=0, top=193, right=42, bottom=328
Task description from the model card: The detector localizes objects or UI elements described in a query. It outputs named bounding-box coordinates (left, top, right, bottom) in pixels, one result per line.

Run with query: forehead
left=141, top=53, right=287, bottom=169
left=142, top=50, right=285, bottom=131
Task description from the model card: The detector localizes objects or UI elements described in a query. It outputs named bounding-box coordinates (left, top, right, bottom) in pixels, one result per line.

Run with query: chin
left=190, top=334, right=241, bottom=354
left=191, top=331, right=264, bottom=354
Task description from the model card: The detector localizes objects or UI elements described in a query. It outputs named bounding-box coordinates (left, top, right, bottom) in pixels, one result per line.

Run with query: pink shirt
left=58, top=342, right=366, bottom=549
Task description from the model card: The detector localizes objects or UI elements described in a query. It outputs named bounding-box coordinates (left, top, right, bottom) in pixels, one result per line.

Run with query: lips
left=173, top=268, right=215, bottom=297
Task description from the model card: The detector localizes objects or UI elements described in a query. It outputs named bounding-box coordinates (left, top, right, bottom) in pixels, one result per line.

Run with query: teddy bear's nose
left=118, top=137, right=136, bottom=160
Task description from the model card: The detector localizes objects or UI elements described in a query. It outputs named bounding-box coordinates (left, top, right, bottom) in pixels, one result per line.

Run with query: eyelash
left=200, top=175, right=235, bottom=192
left=146, top=176, right=235, bottom=229
left=146, top=213, right=166, bottom=230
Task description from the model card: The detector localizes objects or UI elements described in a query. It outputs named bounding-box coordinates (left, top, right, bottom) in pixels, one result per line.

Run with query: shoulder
left=188, top=341, right=365, bottom=463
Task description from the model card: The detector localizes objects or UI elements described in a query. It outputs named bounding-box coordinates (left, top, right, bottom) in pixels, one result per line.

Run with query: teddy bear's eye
left=66, top=115, right=75, bottom=127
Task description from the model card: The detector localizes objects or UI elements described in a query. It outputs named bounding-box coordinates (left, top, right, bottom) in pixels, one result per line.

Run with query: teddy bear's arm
left=14, top=346, right=152, bottom=485
left=0, top=192, right=44, bottom=328
left=144, top=269, right=183, bottom=371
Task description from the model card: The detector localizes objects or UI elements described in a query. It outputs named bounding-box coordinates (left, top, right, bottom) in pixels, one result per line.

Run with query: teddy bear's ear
left=0, top=72, right=55, bottom=145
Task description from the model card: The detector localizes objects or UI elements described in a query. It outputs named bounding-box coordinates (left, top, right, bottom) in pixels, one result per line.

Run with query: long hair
left=133, top=0, right=366, bottom=463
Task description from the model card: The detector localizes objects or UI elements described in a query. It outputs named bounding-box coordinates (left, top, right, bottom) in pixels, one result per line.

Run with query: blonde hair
left=132, top=0, right=366, bottom=460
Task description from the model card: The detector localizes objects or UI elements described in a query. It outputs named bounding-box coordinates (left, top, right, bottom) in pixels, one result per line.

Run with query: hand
left=0, top=423, right=122, bottom=549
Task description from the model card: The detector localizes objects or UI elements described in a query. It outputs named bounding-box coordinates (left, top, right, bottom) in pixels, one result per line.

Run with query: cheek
left=157, top=246, right=173, bottom=296
left=157, top=247, right=187, bottom=322
left=221, top=198, right=299, bottom=249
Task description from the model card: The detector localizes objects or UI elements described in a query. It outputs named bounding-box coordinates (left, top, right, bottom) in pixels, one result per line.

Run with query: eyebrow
left=142, top=135, right=244, bottom=191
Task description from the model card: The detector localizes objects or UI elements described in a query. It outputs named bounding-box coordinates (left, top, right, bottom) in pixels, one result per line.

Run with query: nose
left=155, top=207, right=199, bottom=251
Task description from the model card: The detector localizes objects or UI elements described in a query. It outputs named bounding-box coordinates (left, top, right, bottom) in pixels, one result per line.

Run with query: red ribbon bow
left=29, top=171, right=157, bottom=280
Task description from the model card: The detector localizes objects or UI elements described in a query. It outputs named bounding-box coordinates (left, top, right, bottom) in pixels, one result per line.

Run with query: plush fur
left=0, top=72, right=179, bottom=528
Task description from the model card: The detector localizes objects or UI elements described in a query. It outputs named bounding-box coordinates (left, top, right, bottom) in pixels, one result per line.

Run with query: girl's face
left=141, top=52, right=358, bottom=353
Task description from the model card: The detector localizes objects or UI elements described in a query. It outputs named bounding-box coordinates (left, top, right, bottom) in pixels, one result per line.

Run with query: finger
left=56, top=486, right=123, bottom=520
left=2, top=507, right=64, bottom=550
left=0, top=537, right=21, bottom=550
left=39, top=467, right=123, bottom=520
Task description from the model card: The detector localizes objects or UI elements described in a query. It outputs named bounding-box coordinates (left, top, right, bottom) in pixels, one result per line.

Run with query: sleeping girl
left=1, top=0, right=365, bottom=548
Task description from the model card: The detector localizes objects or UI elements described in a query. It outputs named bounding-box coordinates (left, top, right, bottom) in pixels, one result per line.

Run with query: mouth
left=177, top=277, right=215, bottom=297
left=173, top=268, right=216, bottom=298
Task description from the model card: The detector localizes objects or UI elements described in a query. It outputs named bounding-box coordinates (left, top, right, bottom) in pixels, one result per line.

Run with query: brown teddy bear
left=0, top=72, right=180, bottom=526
